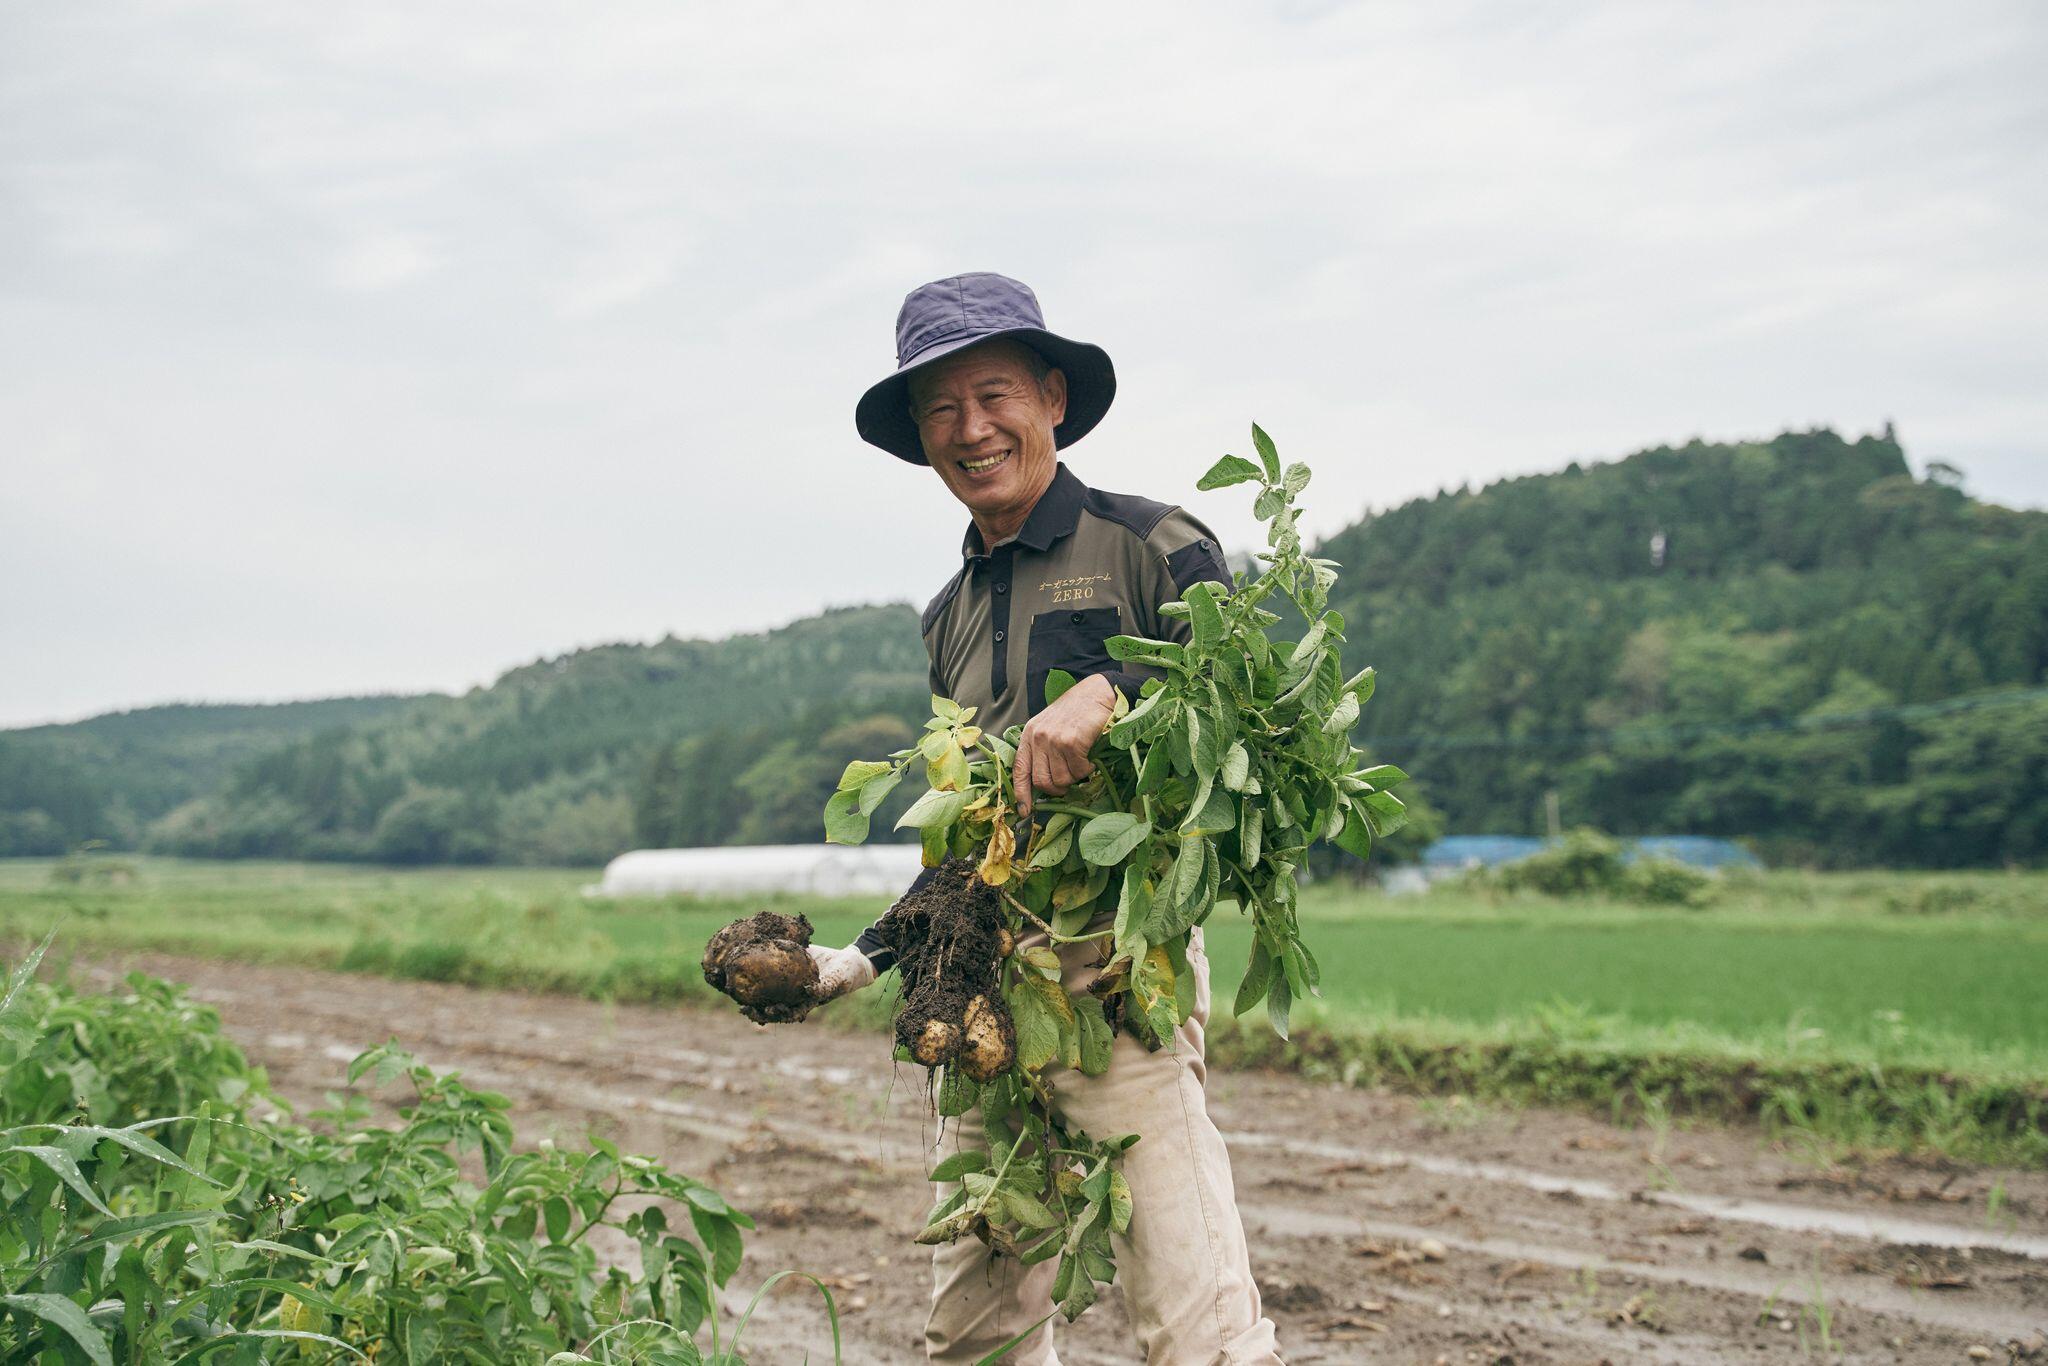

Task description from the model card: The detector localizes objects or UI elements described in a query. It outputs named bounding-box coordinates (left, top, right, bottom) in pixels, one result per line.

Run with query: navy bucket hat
left=855, top=272, right=1116, bottom=465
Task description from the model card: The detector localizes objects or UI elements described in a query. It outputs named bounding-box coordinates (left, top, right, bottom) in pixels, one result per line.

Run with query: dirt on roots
left=701, top=910, right=819, bottom=1024
left=874, top=858, right=1016, bottom=1079
left=57, top=949, right=2048, bottom=1366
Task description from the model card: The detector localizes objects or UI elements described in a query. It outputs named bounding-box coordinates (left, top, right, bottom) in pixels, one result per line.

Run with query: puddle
left=1223, top=1130, right=2048, bottom=1260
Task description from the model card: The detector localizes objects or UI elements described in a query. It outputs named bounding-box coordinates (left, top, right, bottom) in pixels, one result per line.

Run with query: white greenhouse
left=592, top=844, right=927, bottom=899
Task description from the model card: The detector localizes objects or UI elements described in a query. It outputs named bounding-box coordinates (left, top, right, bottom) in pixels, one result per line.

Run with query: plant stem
left=1002, top=890, right=1114, bottom=945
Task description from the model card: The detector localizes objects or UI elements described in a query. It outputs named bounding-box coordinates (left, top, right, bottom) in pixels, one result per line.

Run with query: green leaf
left=1043, top=668, right=1078, bottom=705
left=1196, top=454, right=1263, bottom=490
left=1220, top=742, right=1250, bottom=792
left=857, top=766, right=905, bottom=816
left=1075, top=998, right=1114, bottom=1076
left=1026, top=818, right=1075, bottom=870
left=1001, top=1190, right=1062, bottom=1231
left=1361, top=790, right=1410, bottom=836
left=1059, top=1265, right=1099, bottom=1321
left=1172, top=835, right=1208, bottom=906
left=1252, top=423, right=1281, bottom=479
left=1232, top=941, right=1272, bottom=1017
left=1320, top=692, right=1360, bottom=735
left=823, top=789, right=869, bottom=845
left=1078, top=812, right=1151, bottom=866
left=1252, top=486, right=1285, bottom=520
left=1180, top=782, right=1235, bottom=837
left=1239, top=801, right=1263, bottom=867
left=1283, top=461, right=1312, bottom=496
left=169, top=1332, right=368, bottom=1365
left=1006, top=980, right=1062, bottom=1074
left=929, top=1149, right=988, bottom=1182
left=0, top=1294, right=113, bottom=1366
left=1112, top=864, right=1152, bottom=947
left=544, top=1195, right=572, bottom=1243
left=1184, top=581, right=1225, bottom=650
left=1334, top=806, right=1373, bottom=860
left=1356, top=763, right=1408, bottom=787
left=1105, top=635, right=1184, bottom=665
left=53, top=1208, right=220, bottom=1261
left=1267, top=972, right=1293, bottom=1040
left=897, top=786, right=970, bottom=831
left=2, top=1144, right=113, bottom=1216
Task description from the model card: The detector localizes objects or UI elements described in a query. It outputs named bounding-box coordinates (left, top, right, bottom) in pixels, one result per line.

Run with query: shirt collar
left=959, top=462, right=1086, bottom=561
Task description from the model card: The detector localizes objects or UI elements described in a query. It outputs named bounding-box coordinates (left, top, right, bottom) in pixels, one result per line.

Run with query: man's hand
left=806, top=943, right=877, bottom=1003
left=1012, top=673, right=1118, bottom=818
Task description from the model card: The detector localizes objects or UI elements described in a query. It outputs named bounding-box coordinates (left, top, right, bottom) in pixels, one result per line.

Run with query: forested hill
left=4, top=429, right=2042, bottom=868
left=1328, top=429, right=2047, bottom=865
left=0, top=697, right=421, bottom=855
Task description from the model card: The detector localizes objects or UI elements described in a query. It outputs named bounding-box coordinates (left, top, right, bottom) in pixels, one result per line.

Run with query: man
left=804, top=272, right=1285, bottom=1365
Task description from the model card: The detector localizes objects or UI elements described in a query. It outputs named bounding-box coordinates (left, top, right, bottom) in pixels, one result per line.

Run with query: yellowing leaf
left=978, top=819, right=1016, bottom=886
left=929, top=738, right=971, bottom=792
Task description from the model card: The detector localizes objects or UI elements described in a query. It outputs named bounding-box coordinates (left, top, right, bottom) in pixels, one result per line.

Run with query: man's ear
left=1042, top=366, right=1068, bottom=426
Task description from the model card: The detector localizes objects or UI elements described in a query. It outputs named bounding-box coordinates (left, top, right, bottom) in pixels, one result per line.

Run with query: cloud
left=326, top=231, right=437, bottom=291
left=1, top=0, right=2043, bottom=726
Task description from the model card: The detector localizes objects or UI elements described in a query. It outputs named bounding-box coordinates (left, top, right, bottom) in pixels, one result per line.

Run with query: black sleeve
left=1165, top=536, right=1232, bottom=596
left=850, top=863, right=939, bottom=973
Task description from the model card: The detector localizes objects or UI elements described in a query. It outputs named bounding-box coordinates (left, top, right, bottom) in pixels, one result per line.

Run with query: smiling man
left=803, top=272, right=1285, bottom=1365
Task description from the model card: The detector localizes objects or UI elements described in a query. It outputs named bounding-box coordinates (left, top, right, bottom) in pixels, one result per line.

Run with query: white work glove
left=807, top=944, right=877, bottom=1002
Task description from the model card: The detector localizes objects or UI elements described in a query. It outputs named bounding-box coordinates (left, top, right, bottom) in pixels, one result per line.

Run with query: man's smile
left=959, top=449, right=1012, bottom=475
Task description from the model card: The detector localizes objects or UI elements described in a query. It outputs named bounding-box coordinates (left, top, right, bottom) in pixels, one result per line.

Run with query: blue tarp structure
left=1420, top=834, right=1760, bottom=873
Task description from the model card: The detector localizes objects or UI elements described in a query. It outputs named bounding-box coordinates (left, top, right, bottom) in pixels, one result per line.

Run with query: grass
left=3, top=857, right=2044, bottom=1164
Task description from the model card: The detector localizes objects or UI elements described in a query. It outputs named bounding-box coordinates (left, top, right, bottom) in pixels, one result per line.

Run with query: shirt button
left=994, top=630, right=1006, bottom=643
left=1198, top=538, right=1212, bottom=550
left=1070, top=612, right=1085, bottom=624
left=994, top=582, right=1008, bottom=595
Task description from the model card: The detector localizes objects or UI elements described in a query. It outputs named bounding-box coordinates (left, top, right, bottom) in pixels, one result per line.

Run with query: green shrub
left=1479, top=828, right=1712, bottom=906
left=0, top=941, right=780, bottom=1364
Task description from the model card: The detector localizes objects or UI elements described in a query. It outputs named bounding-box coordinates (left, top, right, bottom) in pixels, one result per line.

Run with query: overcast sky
left=4, top=2, right=2044, bottom=729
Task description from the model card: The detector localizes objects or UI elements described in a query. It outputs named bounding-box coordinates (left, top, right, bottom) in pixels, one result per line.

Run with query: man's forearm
left=849, top=862, right=941, bottom=973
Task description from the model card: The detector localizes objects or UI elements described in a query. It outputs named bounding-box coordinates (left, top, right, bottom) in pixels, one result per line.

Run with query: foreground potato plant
left=821, top=427, right=1411, bottom=1320
left=0, top=939, right=795, bottom=1365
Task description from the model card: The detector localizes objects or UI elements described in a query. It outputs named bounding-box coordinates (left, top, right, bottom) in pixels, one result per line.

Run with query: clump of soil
left=702, top=910, right=821, bottom=1024
left=877, top=859, right=1017, bottom=1080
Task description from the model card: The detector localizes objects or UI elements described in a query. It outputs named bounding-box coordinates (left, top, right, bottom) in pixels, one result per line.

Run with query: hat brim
left=855, top=328, right=1116, bottom=465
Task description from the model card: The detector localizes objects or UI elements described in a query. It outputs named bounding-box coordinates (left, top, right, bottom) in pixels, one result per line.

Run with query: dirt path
left=75, top=951, right=2048, bottom=1364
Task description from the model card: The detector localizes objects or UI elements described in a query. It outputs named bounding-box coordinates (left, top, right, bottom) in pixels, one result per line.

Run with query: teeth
left=962, top=452, right=1009, bottom=473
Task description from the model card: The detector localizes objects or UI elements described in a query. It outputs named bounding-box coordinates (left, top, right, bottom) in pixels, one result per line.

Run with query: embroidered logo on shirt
left=1039, top=572, right=1113, bottom=604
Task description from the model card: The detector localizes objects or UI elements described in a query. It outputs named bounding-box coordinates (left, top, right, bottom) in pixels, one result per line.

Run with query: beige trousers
left=924, top=925, right=1284, bottom=1365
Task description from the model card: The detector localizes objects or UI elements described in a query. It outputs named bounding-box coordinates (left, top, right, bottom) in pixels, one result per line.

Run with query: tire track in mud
left=77, top=952, right=2048, bottom=1364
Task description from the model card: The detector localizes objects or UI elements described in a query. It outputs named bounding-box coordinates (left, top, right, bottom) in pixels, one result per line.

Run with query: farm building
left=594, top=843, right=926, bottom=898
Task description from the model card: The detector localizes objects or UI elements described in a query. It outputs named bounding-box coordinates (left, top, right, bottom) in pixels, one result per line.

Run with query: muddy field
left=75, top=950, right=2048, bottom=1364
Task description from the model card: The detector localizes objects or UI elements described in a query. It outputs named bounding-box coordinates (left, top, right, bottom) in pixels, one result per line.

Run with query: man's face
left=908, top=338, right=1067, bottom=527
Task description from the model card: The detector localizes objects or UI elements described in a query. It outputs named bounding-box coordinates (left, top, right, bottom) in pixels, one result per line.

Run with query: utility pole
left=1544, top=789, right=1561, bottom=840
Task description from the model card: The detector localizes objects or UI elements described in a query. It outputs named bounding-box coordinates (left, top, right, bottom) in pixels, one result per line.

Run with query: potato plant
left=822, top=427, right=1411, bottom=1320
left=0, top=940, right=774, bottom=1365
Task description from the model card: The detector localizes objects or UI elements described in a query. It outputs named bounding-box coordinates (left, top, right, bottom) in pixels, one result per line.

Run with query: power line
left=1367, top=684, right=2048, bottom=752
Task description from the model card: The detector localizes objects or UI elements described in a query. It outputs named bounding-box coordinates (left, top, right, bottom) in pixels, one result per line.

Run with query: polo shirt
left=923, top=462, right=1231, bottom=731
left=853, top=461, right=1231, bottom=970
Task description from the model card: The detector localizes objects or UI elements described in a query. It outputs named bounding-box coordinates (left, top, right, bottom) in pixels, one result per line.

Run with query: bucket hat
left=855, top=272, right=1116, bottom=464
